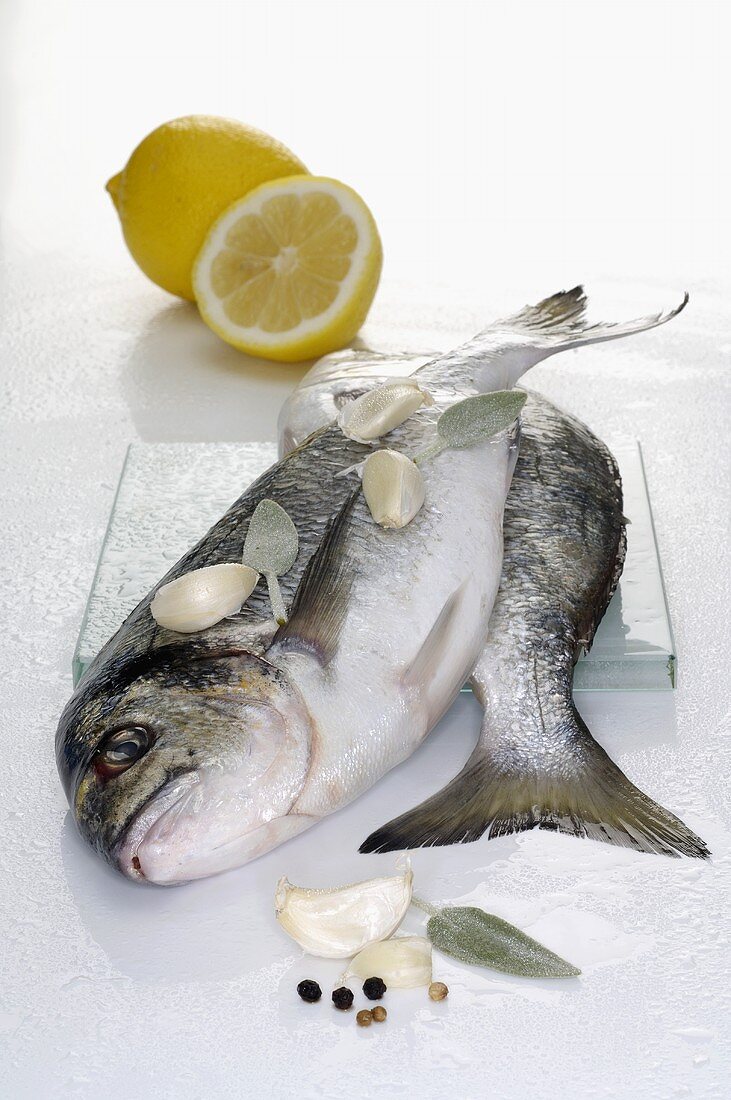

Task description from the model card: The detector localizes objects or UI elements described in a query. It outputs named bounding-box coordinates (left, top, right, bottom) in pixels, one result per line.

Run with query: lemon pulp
left=193, top=176, right=382, bottom=363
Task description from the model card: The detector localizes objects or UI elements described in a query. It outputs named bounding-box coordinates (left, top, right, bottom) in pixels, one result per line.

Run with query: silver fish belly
left=56, top=287, right=694, bottom=885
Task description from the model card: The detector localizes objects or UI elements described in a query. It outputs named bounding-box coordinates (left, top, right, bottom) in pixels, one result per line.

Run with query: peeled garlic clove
left=275, top=866, right=413, bottom=959
left=338, top=380, right=433, bottom=443
left=150, top=563, right=259, bottom=633
left=346, top=935, right=433, bottom=988
left=362, top=449, right=426, bottom=529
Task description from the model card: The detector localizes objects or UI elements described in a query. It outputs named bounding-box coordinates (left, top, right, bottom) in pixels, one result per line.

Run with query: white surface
left=73, top=439, right=676, bottom=690
left=1, top=3, right=730, bottom=1099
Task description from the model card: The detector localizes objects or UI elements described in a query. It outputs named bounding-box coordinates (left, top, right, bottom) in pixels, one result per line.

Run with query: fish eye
left=94, top=726, right=152, bottom=779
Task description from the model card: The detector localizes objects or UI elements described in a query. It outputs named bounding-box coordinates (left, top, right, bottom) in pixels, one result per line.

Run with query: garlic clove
left=345, top=935, right=433, bottom=988
left=338, top=380, right=433, bottom=443
left=150, top=563, right=259, bottom=633
left=362, top=449, right=426, bottom=529
left=275, top=866, right=413, bottom=959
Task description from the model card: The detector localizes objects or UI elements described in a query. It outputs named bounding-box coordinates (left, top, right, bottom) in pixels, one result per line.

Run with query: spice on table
left=356, top=1009, right=373, bottom=1028
left=362, top=976, right=387, bottom=1000
left=371, top=1005, right=387, bottom=1023
left=297, top=979, right=322, bottom=1003
left=428, top=981, right=449, bottom=1001
left=331, top=986, right=354, bottom=1010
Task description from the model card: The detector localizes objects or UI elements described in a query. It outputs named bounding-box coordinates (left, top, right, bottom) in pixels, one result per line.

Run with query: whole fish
left=280, top=330, right=708, bottom=859
left=56, top=288, right=692, bottom=884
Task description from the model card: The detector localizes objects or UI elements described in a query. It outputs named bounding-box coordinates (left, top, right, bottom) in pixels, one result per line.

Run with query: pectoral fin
left=402, top=582, right=467, bottom=690
left=269, top=489, right=360, bottom=665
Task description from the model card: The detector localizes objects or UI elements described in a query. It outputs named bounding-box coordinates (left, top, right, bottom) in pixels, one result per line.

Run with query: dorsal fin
left=269, top=489, right=360, bottom=665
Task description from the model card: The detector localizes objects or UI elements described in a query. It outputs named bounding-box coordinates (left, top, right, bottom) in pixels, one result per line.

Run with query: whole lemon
left=106, top=116, right=307, bottom=300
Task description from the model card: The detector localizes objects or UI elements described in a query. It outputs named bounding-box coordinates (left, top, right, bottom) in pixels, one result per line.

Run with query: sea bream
left=281, top=357, right=707, bottom=858
left=56, top=288, right=694, bottom=884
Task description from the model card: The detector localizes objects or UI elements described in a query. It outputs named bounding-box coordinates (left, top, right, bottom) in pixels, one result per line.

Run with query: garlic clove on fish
left=337, top=380, right=433, bottom=443
left=345, top=935, right=433, bottom=988
left=361, top=448, right=426, bottom=529
left=150, top=563, right=259, bottom=633
left=275, top=866, right=413, bottom=959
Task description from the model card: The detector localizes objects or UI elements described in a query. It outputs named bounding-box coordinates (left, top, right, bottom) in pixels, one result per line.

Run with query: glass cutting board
left=73, top=440, right=676, bottom=691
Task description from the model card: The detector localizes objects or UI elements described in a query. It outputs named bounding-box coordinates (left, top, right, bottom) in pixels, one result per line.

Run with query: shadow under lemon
left=121, top=299, right=329, bottom=444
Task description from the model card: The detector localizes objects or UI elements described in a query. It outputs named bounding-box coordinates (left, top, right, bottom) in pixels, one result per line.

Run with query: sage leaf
left=243, top=500, right=299, bottom=625
left=436, top=390, right=527, bottom=450
left=243, top=499, right=299, bottom=575
left=426, top=906, right=581, bottom=978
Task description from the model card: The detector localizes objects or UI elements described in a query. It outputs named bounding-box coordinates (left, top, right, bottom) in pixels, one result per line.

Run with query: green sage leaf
left=243, top=500, right=299, bottom=576
left=426, top=905, right=581, bottom=978
left=437, top=390, right=527, bottom=450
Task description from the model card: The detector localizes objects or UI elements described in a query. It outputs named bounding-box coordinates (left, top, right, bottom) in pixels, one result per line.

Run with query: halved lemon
left=193, top=176, right=383, bottom=363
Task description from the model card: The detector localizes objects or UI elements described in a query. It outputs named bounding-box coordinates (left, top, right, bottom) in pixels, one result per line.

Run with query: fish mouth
left=115, top=772, right=201, bottom=883
left=142, top=813, right=319, bottom=885
left=115, top=772, right=318, bottom=886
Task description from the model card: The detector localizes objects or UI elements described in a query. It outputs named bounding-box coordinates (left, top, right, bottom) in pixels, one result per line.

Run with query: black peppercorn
left=297, top=979, right=322, bottom=1003
left=331, top=986, right=354, bottom=1010
left=362, top=976, right=387, bottom=1000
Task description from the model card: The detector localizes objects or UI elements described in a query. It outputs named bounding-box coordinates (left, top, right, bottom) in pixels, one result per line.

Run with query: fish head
left=56, top=649, right=316, bottom=885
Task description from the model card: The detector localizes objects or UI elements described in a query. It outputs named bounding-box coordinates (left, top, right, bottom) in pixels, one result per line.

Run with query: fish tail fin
left=359, top=704, right=709, bottom=859
left=416, top=287, right=689, bottom=391
left=498, top=286, right=689, bottom=353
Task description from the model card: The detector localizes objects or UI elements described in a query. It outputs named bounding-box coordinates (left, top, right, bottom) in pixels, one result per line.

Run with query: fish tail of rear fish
left=498, top=285, right=689, bottom=353
left=360, top=685, right=710, bottom=860
left=416, top=286, right=689, bottom=392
